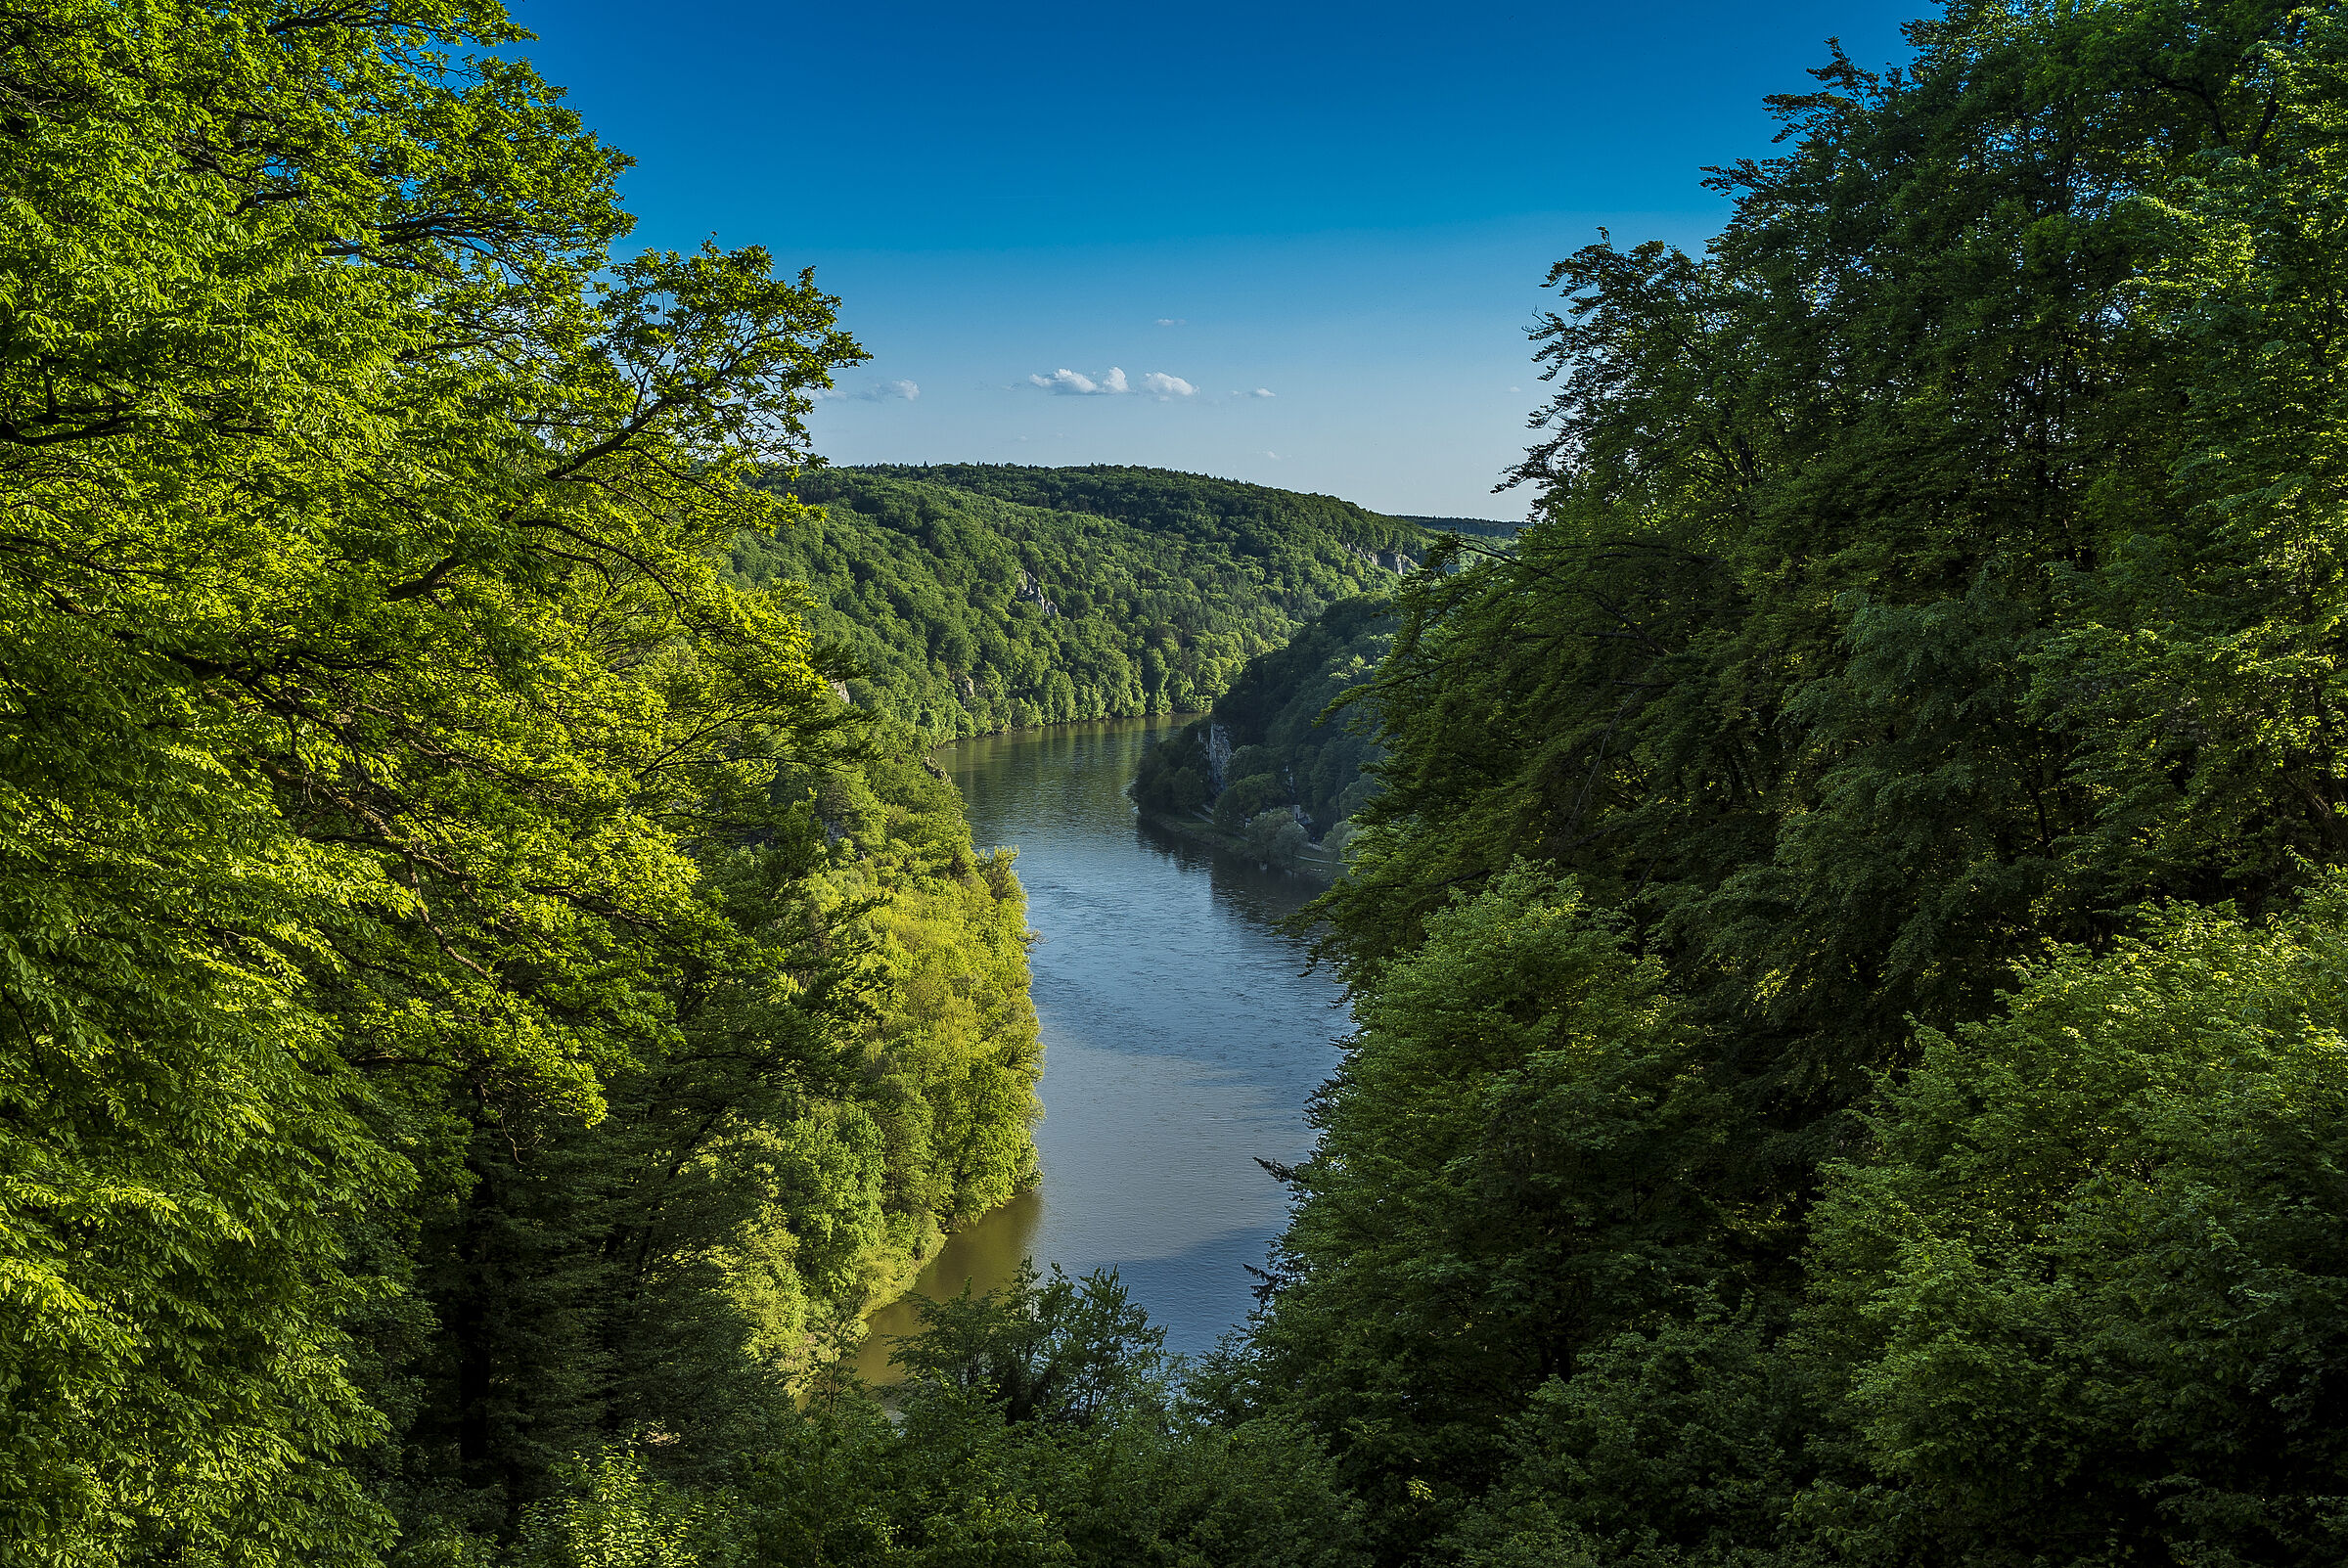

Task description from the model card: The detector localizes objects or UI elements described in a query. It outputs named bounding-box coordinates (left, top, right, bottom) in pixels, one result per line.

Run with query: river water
left=854, top=715, right=1347, bottom=1378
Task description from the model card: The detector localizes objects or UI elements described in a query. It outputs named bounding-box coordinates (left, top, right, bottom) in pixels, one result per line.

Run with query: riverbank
left=853, top=716, right=1346, bottom=1369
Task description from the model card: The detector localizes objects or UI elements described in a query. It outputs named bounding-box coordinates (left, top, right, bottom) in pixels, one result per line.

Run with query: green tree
left=0, top=0, right=866, bottom=1557
left=1318, top=3, right=2343, bottom=1092
left=1439, top=1303, right=1813, bottom=1568
left=1243, top=811, right=1310, bottom=872
left=1307, top=0, right=2348, bottom=1272
left=1247, top=867, right=1742, bottom=1560
left=1804, top=887, right=2348, bottom=1567
left=885, top=1263, right=1166, bottom=1428
left=515, top=1272, right=1366, bottom=1568
left=1259, top=4, right=2348, bottom=1561
left=383, top=738, right=1042, bottom=1534
left=1132, top=596, right=1393, bottom=838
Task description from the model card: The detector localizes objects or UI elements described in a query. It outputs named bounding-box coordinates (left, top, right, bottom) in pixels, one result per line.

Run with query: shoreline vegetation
left=1131, top=799, right=1344, bottom=880
left=1130, top=596, right=1399, bottom=874
left=23, top=2, right=2348, bottom=1566
left=929, top=708, right=1350, bottom=878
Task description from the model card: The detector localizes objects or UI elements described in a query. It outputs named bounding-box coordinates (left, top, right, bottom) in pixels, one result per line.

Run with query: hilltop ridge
left=735, top=465, right=1422, bottom=737
left=853, top=464, right=1428, bottom=553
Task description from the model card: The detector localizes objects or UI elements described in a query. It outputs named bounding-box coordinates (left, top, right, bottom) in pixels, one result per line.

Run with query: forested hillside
left=27, top=2, right=2348, bottom=1567
left=1250, top=3, right=2348, bottom=1564
left=1131, top=596, right=1394, bottom=866
left=729, top=467, right=1417, bottom=736
left=1393, top=515, right=1521, bottom=539
left=854, top=465, right=1424, bottom=555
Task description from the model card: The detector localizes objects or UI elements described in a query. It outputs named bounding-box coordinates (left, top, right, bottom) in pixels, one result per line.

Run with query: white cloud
left=1154, top=317, right=1186, bottom=327
left=1030, top=366, right=1131, bottom=395
left=1030, top=367, right=1103, bottom=394
left=1027, top=365, right=1194, bottom=399
left=816, top=379, right=921, bottom=402
left=1251, top=387, right=1275, bottom=398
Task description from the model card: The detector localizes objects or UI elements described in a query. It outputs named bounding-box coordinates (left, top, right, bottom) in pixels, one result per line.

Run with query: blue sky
left=515, top=0, right=1921, bottom=518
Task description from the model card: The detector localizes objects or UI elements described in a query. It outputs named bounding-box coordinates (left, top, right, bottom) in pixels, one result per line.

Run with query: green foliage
left=1317, top=3, right=2348, bottom=1082
left=381, top=736, right=1042, bottom=1530
left=1237, top=5, right=2348, bottom=1565
left=510, top=1457, right=747, bottom=1568
left=515, top=1274, right=1365, bottom=1568
left=1801, top=889, right=2348, bottom=1567
left=37, top=0, right=2348, bottom=1564
left=1439, top=1304, right=1812, bottom=1568
left=1420, top=893, right=2348, bottom=1568
left=1212, top=777, right=1287, bottom=834
left=1392, top=516, right=1522, bottom=542
left=1243, top=811, right=1311, bottom=872
left=885, top=1264, right=1165, bottom=1427
left=1132, top=596, right=1393, bottom=838
left=1304, top=0, right=2348, bottom=1243
left=867, top=465, right=1422, bottom=556
left=1246, top=867, right=1740, bottom=1560
left=729, top=470, right=1416, bottom=739
left=0, top=1, right=1040, bottom=1560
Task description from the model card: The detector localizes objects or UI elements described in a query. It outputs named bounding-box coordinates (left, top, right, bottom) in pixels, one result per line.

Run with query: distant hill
left=1394, top=514, right=1523, bottom=538
left=732, top=466, right=1421, bottom=738
left=860, top=465, right=1426, bottom=555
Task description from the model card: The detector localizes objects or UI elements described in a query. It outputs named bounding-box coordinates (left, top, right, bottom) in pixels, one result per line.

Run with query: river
left=854, top=715, right=1348, bottom=1379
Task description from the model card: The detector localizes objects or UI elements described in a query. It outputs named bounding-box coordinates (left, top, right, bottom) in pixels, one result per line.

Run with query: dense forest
left=1130, top=596, right=1396, bottom=867
left=726, top=467, right=1418, bottom=738
left=21, top=1, right=2348, bottom=1567
left=1259, top=1, right=2348, bottom=1562
left=0, top=4, right=1041, bottom=1560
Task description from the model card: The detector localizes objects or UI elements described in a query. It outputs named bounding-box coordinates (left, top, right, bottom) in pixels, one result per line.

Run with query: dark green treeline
left=1132, top=595, right=1397, bottom=865
left=730, top=466, right=1422, bottom=738
left=1249, top=3, right=2348, bottom=1564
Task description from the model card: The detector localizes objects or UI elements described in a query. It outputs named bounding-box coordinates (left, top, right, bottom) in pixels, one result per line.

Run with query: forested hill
left=51, top=1, right=2348, bottom=1566
left=1132, top=596, right=1395, bottom=869
left=1393, top=514, right=1521, bottom=539
left=730, top=466, right=1422, bottom=735
left=852, top=464, right=1426, bottom=553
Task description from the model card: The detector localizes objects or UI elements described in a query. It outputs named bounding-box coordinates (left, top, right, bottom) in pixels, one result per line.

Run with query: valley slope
left=731, top=465, right=1427, bottom=737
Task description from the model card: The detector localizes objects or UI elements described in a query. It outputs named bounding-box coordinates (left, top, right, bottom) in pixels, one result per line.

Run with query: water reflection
left=853, top=717, right=1347, bottom=1382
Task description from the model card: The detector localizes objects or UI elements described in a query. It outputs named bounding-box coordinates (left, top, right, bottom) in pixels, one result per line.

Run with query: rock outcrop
left=1013, top=569, right=1059, bottom=616
left=1204, top=721, right=1233, bottom=793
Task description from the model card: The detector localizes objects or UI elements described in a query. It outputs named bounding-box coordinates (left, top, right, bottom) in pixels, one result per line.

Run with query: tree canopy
left=1132, top=594, right=1395, bottom=858
left=24, top=0, right=2348, bottom=1564
left=0, top=1, right=1034, bottom=1558
left=1248, top=3, right=2348, bottom=1564
left=732, top=467, right=1421, bottom=737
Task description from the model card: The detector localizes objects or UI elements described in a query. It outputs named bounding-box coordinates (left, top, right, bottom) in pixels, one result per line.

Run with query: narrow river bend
left=856, top=715, right=1347, bottom=1377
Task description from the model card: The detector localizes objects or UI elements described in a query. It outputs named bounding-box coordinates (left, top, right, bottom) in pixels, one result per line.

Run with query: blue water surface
left=857, top=717, right=1347, bottom=1375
